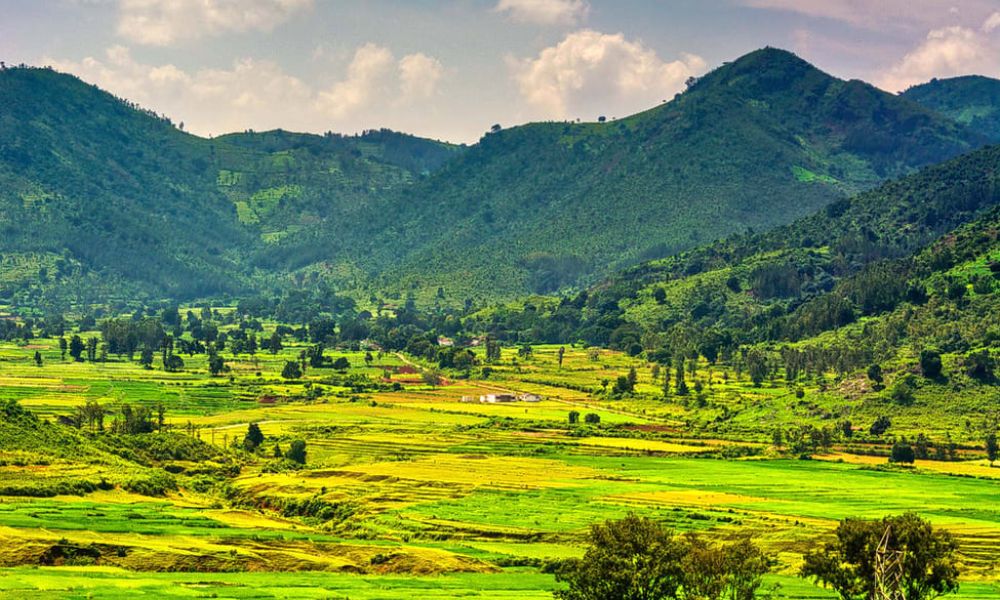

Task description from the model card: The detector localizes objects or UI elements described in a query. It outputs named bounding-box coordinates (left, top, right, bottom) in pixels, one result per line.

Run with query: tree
left=889, top=375, right=916, bottom=406
left=867, top=364, right=883, bottom=389
left=485, top=337, right=502, bottom=363
left=682, top=534, right=773, bottom=600
left=964, top=350, right=994, bottom=380
left=208, top=354, right=227, bottom=376
left=652, top=287, right=667, bottom=304
left=285, top=439, right=307, bottom=464
left=422, top=369, right=443, bottom=387
left=746, top=349, right=768, bottom=387
left=986, top=432, right=998, bottom=467
left=34, top=351, right=42, bottom=367
left=584, top=413, right=601, bottom=424
left=139, top=347, right=154, bottom=369
left=919, top=349, right=942, bottom=379
left=568, top=410, right=580, bottom=425
left=558, top=346, right=566, bottom=369
left=870, top=416, right=891, bottom=436
left=268, top=332, right=283, bottom=354
left=801, top=513, right=959, bottom=600
left=332, top=356, right=350, bottom=370
left=59, top=337, right=67, bottom=360
left=163, top=354, right=185, bottom=372
left=244, top=423, right=264, bottom=451
left=68, top=335, right=84, bottom=362
left=281, top=360, right=302, bottom=380
left=675, top=356, right=688, bottom=396
left=890, top=442, right=916, bottom=464
left=555, top=514, right=687, bottom=600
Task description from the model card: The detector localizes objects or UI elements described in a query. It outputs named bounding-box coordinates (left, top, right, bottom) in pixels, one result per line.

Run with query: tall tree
left=801, top=513, right=959, bottom=600
left=555, top=514, right=686, bottom=600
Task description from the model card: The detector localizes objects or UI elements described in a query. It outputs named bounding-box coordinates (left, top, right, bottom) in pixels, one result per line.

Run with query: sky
left=2, top=0, right=1000, bottom=143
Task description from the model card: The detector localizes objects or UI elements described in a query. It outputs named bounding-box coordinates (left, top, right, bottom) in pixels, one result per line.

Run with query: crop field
left=1, top=335, right=998, bottom=598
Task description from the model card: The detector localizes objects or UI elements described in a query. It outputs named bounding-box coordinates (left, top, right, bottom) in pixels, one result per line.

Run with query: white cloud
left=741, top=0, right=999, bottom=31
left=876, top=14, right=1000, bottom=92
left=984, top=12, right=1000, bottom=33
left=494, top=0, right=589, bottom=26
left=315, top=45, right=446, bottom=118
left=510, top=29, right=705, bottom=119
left=316, top=43, right=395, bottom=118
left=116, top=0, right=313, bottom=46
left=399, top=53, right=444, bottom=100
left=44, top=43, right=445, bottom=137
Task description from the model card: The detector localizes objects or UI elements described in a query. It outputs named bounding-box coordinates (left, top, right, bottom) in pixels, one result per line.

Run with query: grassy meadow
left=1, top=333, right=998, bottom=598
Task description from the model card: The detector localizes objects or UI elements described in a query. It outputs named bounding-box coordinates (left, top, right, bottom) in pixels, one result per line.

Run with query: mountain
left=0, top=66, right=249, bottom=301
left=0, top=66, right=461, bottom=305
left=475, top=142, right=1000, bottom=353
left=0, top=49, right=991, bottom=307
left=466, top=142, right=1000, bottom=430
left=273, top=48, right=989, bottom=301
left=903, top=75, right=1000, bottom=142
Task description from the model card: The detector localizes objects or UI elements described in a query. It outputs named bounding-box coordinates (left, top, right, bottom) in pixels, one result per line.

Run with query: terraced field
left=1, top=338, right=998, bottom=598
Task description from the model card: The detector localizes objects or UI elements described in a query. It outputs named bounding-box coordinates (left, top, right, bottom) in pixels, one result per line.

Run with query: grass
left=1, top=333, right=999, bottom=596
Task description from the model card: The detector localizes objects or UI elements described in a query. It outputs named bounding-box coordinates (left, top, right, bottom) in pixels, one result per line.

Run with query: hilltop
left=904, top=75, right=1000, bottom=142
left=0, top=66, right=460, bottom=305
left=0, top=48, right=993, bottom=306
left=271, top=48, right=989, bottom=300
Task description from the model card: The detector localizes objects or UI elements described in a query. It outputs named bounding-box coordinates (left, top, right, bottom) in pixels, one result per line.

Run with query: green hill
left=475, top=142, right=1000, bottom=359
left=0, top=67, right=460, bottom=306
left=467, top=144, right=1000, bottom=436
left=0, top=49, right=991, bottom=307
left=0, top=66, right=250, bottom=302
left=903, top=75, right=1000, bottom=142
left=277, top=48, right=987, bottom=301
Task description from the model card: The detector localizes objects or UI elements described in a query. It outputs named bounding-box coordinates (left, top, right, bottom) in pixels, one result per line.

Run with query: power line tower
left=875, top=525, right=906, bottom=600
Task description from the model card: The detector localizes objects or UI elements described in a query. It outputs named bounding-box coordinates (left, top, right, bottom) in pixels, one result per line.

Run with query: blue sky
left=3, top=0, right=1000, bottom=142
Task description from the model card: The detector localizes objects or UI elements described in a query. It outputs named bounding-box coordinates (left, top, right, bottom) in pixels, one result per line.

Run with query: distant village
left=461, top=393, right=542, bottom=404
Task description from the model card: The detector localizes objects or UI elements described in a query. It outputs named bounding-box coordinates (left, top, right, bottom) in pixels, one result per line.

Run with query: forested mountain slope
left=0, top=66, right=460, bottom=305
left=470, top=143, right=1000, bottom=354
left=904, top=75, right=1000, bottom=142
left=272, top=47, right=988, bottom=301
left=0, top=49, right=992, bottom=307
left=0, top=66, right=249, bottom=301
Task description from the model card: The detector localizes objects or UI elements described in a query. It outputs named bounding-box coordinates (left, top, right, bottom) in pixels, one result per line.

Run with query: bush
left=122, top=471, right=177, bottom=496
left=919, top=349, right=942, bottom=378
left=890, top=442, right=915, bottom=464
left=285, top=439, right=307, bottom=464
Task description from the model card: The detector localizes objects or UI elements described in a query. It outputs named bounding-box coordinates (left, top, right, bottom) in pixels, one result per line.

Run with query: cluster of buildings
left=461, top=393, right=542, bottom=403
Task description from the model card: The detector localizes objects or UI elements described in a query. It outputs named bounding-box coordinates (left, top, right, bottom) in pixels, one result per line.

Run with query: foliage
left=801, top=513, right=960, bottom=600
left=555, top=514, right=686, bottom=600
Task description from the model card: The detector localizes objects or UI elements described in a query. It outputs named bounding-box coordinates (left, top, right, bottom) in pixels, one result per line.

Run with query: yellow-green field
left=1, top=337, right=998, bottom=598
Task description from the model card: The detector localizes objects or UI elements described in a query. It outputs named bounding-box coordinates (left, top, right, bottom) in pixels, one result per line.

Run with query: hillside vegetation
left=905, top=75, right=1000, bottom=142
left=302, top=47, right=988, bottom=300
left=0, top=67, right=460, bottom=305
left=2, top=49, right=993, bottom=306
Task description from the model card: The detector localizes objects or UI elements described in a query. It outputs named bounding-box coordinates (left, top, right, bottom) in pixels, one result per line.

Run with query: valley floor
left=1, top=340, right=998, bottom=598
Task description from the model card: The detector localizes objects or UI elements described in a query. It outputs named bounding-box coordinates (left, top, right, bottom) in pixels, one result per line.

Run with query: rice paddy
left=1, top=336, right=998, bottom=598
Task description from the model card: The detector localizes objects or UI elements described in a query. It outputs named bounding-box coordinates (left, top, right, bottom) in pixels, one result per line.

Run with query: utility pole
left=875, top=526, right=906, bottom=600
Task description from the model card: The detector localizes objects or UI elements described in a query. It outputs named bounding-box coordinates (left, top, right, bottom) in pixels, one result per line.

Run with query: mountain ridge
left=0, top=49, right=995, bottom=306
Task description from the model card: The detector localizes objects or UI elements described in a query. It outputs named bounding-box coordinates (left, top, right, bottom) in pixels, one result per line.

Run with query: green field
left=1, top=334, right=998, bottom=598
